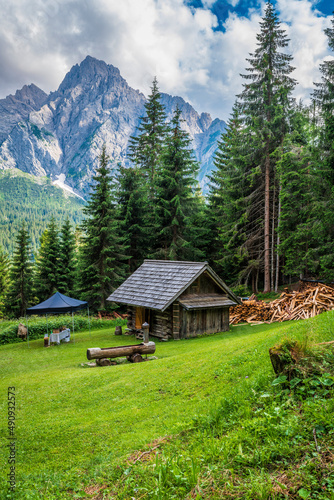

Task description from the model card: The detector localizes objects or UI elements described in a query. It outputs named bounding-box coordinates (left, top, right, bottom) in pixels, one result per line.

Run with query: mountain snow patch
left=53, top=174, right=85, bottom=201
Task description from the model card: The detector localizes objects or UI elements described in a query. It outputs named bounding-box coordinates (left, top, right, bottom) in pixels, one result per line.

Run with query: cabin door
left=135, top=307, right=151, bottom=330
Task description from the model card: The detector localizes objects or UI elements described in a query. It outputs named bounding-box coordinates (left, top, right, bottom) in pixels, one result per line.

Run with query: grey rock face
left=0, top=84, right=48, bottom=144
left=0, top=56, right=225, bottom=197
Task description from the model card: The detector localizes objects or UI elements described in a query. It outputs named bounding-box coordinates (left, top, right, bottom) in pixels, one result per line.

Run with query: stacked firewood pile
left=97, top=311, right=127, bottom=320
left=230, top=283, right=334, bottom=325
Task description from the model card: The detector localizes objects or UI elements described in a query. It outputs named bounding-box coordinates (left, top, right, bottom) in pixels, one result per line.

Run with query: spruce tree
left=80, top=145, right=126, bottom=311
left=0, top=245, right=10, bottom=317
left=6, top=223, right=34, bottom=318
left=208, top=103, right=262, bottom=291
left=34, top=216, right=60, bottom=300
left=238, top=1, right=296, bottom=291
left=153, top=106, right=201, bottom=260
left=277, top=141, right=318, bottom=278
left=116, top=166, right=148, bottom=273
left=58, top=218, right=77, bottom=295
left=128, top=77, right=168, bottom=197
left=313, top=15, right=334, bottom=279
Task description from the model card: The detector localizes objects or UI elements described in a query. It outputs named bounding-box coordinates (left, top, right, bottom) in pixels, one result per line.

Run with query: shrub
left=0, top=315, right=126, bottom=345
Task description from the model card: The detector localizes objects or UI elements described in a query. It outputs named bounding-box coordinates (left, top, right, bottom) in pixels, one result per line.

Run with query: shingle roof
left=107, top=260, right=241, bottom=311
left=178, top=294, right=236, bottom=310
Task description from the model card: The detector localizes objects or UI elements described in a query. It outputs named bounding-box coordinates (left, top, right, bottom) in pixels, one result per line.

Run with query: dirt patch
left=127, top=435, right=172, bottom=464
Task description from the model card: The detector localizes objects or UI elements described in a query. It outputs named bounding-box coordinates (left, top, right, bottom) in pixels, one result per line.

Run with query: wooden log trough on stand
left=87, top=342, right=156, bottom=366
left=87, top=322, right=155, bottom=366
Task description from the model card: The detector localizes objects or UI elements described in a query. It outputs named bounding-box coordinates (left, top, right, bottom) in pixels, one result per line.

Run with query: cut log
left=129, top=353, right=143, bottom=363
left=231, top=282, right=334, bottom=325
left=87, top=341, right=156, bottom=360
left=96, top=358, right=112, bottom=366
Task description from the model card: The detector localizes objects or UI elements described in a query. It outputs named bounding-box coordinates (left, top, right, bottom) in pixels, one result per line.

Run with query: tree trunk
left=275, top=184, right=281, bottom=292
left=264, top=150, right=271, bottom=292
left=271, top=184, right=275, bottom=291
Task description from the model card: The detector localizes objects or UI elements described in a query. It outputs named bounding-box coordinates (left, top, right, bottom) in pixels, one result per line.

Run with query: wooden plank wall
left=180, top=307, right=229, bottom=338
left=172, top=304, right=180, bottom=339
left=180, top=273, right=223, bottom=298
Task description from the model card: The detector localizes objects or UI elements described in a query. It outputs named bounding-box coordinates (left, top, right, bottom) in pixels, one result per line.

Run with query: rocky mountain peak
left=57, top=55, right=123, bottom=95
left=14, top=84, right=48, bottom=109
left=199, top=112, right=212, bottom=131
left=0, top=83, right=48, bottom=144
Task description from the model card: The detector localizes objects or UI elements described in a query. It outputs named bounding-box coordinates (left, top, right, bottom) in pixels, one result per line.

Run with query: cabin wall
left=180, top=272, right=224, bottom=298
left=179, top=307, right=229, bottom=338
left=127, top=306, right=136, bottom=330
left=151, top=307, right=173, bottom=340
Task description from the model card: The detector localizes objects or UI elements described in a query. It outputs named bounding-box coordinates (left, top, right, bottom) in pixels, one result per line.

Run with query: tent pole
left=46, top=314, right=48, bottom=336
left=88, top=305, right=91, bottom=338
left=25, top=315, right=30, bottom=348
left=72, top=311, right=75, bottom=343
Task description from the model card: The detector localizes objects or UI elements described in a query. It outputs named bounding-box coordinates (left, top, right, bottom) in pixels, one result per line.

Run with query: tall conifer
left=154, top=106, right=201, bottom=260
left=58, top=218, right=77, bottom=295
left=6, top=223, right=34, bottom=317
left=313, top=15, right=334, bottom=279
left=0, top=245, right=10, bottom=317
left=80, top=145, right=126, bottom=311
left=128, top=77, right=168, bottom=197
left=238, top=1, right=296, bottom=291
left=116, top=166, right=148, bottom=274
left=34, top=216, right=60, bottom=300
left=208, top=103, right=262, bottom=291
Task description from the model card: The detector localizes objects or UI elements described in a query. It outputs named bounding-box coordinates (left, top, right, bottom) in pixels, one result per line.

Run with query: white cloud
left=0, top=0, right=332, bottom=121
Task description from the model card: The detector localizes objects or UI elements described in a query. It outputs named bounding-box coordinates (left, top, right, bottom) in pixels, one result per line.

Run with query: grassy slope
left=0, top=314, right=333, bottom=499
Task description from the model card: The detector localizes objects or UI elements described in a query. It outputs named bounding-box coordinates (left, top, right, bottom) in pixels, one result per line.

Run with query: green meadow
left=1, top=313, right=334, bottom=499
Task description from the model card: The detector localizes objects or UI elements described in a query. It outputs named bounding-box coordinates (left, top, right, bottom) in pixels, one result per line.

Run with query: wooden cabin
left=107, top=260, right=241, bottom=340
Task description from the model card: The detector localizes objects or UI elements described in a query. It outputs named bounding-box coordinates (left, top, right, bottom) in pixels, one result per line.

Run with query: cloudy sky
left=0, top=0, right=332, bottom=121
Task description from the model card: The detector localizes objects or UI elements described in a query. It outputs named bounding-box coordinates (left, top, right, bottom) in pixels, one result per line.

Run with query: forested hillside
left=0, top=170, right=84, bottom=254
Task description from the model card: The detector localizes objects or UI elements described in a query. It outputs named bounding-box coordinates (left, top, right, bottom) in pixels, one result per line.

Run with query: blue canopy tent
left=26, top=292, right=90, bottom=346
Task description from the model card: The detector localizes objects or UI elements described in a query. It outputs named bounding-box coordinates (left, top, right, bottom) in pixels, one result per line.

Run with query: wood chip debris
left=230, top=283, right=334, bottom=325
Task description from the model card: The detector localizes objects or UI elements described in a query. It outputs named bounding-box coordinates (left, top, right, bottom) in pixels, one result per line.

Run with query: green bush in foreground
left=0, top=315, right=126, bottom=345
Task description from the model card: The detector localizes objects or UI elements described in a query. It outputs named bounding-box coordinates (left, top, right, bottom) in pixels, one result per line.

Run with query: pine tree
left=79, top=145, right=126, bottom=311
left=58, top=218, right=77, bottom=295
left=0, top=245, right=10, bottom=317
left=313, top=15, right=334, bottom=279
left=6, top=223, right=34, bottom=318
left=238, top=1, right=296, bottom=291
left=128, top=77, right=168, bottom=197
left=208, top=103, right=263, bottom=291
left=34, top=216, right=60, bottom=300
left=116, top=165, right=148, bottom=274
left=153, top=106, right=201, bottom=260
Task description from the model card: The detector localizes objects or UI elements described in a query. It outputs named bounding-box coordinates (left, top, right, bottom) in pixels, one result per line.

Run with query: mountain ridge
left=0, top=56, right=226, bottom=197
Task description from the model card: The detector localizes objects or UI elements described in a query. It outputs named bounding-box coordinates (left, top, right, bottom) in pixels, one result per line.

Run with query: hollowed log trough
left=87, top=341, right=156, bottom=366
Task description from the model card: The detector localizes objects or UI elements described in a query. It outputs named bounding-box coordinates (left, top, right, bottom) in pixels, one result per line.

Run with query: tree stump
left=115, top=326, right=122, bottom=336
left=96, top=358, right=112, bottom=366
left=269, top=347, right=293, bottom=375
